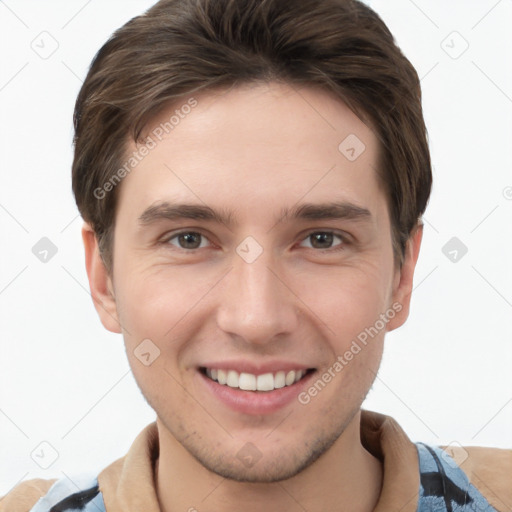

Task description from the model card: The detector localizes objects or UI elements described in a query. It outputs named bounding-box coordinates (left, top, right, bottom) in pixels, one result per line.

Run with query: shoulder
left=0, top=478, right=57, bottom=512
left=455, top=445, right=512, bottom=511
left=417, top=442, right=512, bottom=512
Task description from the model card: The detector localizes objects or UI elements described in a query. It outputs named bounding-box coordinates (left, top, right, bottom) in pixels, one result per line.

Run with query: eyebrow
left=137, top=200, right=372, bottom=227
left=138, top=203, right=235, bottom=226
left=281, top=202, right=372, bottom=223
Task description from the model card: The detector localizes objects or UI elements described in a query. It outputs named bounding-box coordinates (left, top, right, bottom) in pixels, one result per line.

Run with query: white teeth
left=226, top=370, right=239, bottom=388
left=274, top=371, right=286, bottom=389
left=217, top=369, right=227, bottom=385
left=239, top=372, right=256, bottom=391
left=204, top=368, right=308, bottom=391
left=285, top=371, right=296, bottom=386
left=256, top=373, right=274, bottom=391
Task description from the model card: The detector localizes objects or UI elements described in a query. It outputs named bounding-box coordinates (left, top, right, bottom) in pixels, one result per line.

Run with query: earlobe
left=82, top=223, right=122, bottom=334
left=387, top=223, right=423, bottom=332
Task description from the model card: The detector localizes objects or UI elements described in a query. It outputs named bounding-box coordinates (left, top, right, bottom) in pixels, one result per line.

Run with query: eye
left=299, top=231, right=346, bottom=250
left=166, top=231, right=211, bottom=250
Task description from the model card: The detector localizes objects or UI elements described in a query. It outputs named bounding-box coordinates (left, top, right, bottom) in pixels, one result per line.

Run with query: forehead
left=117, top=82, right=386, bottom=226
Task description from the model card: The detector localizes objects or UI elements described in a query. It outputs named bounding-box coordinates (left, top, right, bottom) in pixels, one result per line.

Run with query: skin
left=83, top=81, right=423, bottom=512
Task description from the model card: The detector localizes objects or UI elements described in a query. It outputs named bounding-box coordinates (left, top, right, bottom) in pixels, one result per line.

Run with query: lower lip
left=199, top=370, right=315, bottom=415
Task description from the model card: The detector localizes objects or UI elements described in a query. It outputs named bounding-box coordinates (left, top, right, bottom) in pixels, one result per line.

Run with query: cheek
left=114, top=262, right=217, bottom=340
left=115, top=271, right=194, bottom=401
left=292, top=260, right=392, bottom=341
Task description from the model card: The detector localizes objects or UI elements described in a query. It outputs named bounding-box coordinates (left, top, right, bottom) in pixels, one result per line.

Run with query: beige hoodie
left=1, top=410, right=511, bottom=511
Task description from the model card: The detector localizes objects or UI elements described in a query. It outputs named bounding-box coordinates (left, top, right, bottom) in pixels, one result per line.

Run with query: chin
left=182, top=420, right=347, bottom=484
left=191, top=450, right=315, bottom=483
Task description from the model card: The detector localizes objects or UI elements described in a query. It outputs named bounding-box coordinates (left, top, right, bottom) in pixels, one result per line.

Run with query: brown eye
left=168, top=232, right=209, bottom=249
left=299, top=232, right=344, bottom=250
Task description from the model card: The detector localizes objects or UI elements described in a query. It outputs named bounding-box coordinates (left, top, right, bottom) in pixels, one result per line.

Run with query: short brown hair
left=72, top=0, right=432, bottom=271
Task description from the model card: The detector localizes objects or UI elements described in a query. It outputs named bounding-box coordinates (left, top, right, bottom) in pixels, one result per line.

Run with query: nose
left=216, top=247, right=299, bottom=346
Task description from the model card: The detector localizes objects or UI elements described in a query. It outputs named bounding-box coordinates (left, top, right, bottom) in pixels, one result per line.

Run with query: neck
left=156, top=411, right=383, bottom=512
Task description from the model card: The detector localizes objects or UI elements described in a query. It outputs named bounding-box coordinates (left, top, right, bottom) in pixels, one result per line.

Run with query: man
left=1, top=0, right=510, bottom=511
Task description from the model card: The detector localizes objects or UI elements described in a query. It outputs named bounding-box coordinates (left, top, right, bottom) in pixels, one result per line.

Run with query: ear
left=82, top=222, right=122, bottom=333
left=386, top=223, right=423, bottom=332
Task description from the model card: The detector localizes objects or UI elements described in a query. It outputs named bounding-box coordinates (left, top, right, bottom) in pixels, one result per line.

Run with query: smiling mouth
left=200, top=367, right=315, bottom=392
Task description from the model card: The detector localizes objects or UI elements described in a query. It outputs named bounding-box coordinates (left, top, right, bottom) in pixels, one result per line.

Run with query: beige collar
left=98, top=409, right=420, bottom=511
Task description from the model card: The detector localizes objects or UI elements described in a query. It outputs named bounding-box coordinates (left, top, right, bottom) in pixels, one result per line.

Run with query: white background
left=0, top=0, right=511, bottom=496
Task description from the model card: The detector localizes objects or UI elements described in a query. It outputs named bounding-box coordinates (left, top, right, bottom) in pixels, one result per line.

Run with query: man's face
left=87, top=82, right=418, bottom=482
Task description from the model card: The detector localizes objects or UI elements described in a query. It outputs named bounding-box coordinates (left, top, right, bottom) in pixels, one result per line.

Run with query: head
left=76, top=0, right=431, bottom=482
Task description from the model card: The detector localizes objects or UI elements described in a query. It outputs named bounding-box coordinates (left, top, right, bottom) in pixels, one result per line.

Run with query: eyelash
left=161, top=230, right=350, bottom=253
left=299, top=231, right=348, bottom=252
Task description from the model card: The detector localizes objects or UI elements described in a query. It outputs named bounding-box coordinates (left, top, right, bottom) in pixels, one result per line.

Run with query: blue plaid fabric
left=28, top=474, right=105, bottom=512
left=416, top=443, right=498, bottom=511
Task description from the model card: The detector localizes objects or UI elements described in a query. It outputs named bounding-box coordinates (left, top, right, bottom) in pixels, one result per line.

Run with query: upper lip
left=199, top=360, right=314, bottom=376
